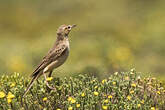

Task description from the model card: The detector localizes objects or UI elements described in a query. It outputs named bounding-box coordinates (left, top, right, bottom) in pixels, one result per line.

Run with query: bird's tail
left=23, top=74, right=39, bottom=97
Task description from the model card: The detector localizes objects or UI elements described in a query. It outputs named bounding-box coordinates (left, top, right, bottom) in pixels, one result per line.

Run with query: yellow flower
left=157, top=91, right=160, bottom=95
left=137, top=104, right=141, bottom=107
left=7, top=98, right=12, bottom=104
left=130, top=90, right=134, bottom=94
left=102, top=105, right=108, bottom=110
left=114, top=72, right=118, bottom=75
left=0, top=91, right=6, bottom=98
left=141, top=99, right=144, bottom=104
left=56, top=109, right=61, bottom=110
left=127, top=95, right=131, bottom=100
left=125, top=76, right=129, bottom=80
left=81, top=93, right=85, bottom=97
left=94, top=91, right=99, bottom=96
left=10, top=83, right=16, bottom=87
left=68, top=97, right=72, bottom=101
left=71, top=98, right=76, bottom=104
left=43, top=97, right=47, bottom=101
left=102, top=79, right=107, bottom=84
left=112, top=82, right=116, bottom=85
left=151, top=107, right=155, bottom=110
left=131, top=83, right=136, bottom=87
left=7, top=92, right=15, bottom=99
left=94, top=86, right=98, bottom=89
left=108, top=95, right=112, bottom=99
left=46, top=77, right=53, bottom=81
left=76, top=104, right=80, bottom=108
left=104, top=99, right=109, bottom=103
left=68, top=106, right=73, bottom=110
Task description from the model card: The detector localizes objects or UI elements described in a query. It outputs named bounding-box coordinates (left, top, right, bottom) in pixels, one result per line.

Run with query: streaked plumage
left=23, top=24, right=76, bottom=97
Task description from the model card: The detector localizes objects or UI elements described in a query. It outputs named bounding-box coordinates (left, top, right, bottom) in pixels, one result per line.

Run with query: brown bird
left=23, top=24, right=76, bottom=97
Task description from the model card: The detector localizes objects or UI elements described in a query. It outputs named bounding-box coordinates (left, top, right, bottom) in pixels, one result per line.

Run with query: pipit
left=23, top=24, right=76, bottom=97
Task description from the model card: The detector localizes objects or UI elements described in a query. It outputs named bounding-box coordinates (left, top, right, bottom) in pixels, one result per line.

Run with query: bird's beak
left=71, top=24, right=76, bottom=28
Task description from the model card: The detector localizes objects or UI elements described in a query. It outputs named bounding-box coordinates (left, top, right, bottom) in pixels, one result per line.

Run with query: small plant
left=0, top=70, right=165, bottom=110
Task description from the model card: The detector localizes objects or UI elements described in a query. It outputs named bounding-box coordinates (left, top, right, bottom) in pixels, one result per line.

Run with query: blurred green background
left=0, top=0, right=165, bottom=80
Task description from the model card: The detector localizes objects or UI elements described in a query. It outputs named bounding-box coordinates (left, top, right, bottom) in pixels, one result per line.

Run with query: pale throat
left=66, top=39, right=70, bottom=50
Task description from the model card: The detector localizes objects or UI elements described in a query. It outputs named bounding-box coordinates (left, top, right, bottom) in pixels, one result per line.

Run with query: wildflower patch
left=0, top=70, right=164, bottom=109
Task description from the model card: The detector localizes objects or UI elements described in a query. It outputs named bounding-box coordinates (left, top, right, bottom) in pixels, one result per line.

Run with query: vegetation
left=0, top=69, right=164, bottom=110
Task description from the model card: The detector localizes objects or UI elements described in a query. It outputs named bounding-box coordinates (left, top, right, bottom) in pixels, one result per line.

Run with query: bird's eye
left=67, top=26, right=71, bottom=29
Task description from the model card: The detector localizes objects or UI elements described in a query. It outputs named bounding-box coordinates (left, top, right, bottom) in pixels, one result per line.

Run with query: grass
left=0, top=69, right=165, bottom=110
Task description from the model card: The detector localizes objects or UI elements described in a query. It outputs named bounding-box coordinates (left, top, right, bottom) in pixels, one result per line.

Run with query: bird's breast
left=43, top=48, right=69, bottom=73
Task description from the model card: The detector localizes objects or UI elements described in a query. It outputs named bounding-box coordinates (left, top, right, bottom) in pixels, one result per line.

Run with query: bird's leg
left=47, top=71, right=53, bottom=92
left=48, top=70, right=53, bottom=77
left=43, top=72, right=56, bottom=90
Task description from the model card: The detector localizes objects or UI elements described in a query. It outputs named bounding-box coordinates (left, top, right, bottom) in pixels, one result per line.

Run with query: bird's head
left=57, top=24, right=76, bottom=38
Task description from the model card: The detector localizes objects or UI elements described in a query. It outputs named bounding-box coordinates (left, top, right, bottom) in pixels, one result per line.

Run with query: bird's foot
left=46, top=82, right=56, bottom=90
left=43, top=72, right=56, bottom=91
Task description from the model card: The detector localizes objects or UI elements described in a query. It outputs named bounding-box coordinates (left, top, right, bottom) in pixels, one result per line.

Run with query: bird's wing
left=31, top=44, right=67, bottom=77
